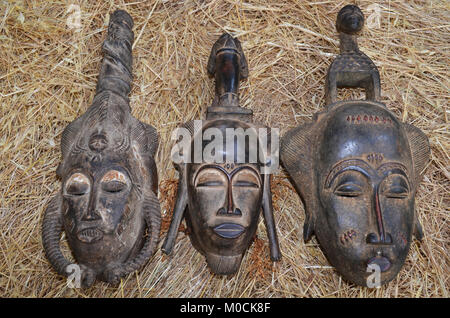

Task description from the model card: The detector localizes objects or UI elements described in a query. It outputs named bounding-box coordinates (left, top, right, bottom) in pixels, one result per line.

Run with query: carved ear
left=130, top=119, right=159, bottom=158
left=57, top=117, right=84, bottom=177
left=161, top=120, right=195, bottom=254
left=404, top=123, right=430, bottom=185
left=413, top=213, right=424, bottom=241
left=280, top=123, right=316, bottom=242
left=161, top=167, right=188, bottom=255
left=404, top=123, right=429, bottom=241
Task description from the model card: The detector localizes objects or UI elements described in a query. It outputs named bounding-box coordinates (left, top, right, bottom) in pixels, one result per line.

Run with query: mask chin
left=205, top=252, right=243, bottom=275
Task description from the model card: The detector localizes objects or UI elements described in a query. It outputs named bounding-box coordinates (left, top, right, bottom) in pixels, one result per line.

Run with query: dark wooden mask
left=162, top=33, right=280, bottom=275
left=280, top=5, right=430, bottom=287
left=42, top=10, right=161, bottom=287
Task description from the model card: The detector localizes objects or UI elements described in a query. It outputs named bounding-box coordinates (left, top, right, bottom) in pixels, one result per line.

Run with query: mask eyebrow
left=325, top=159, right=374, bottom=188
left=377, top=162, right=408, bottom=177
left=194, top=164, right=229, bottom=186
left=230, top=166, right=262, bottom=186
left=194, top=164, right=261, bottom=185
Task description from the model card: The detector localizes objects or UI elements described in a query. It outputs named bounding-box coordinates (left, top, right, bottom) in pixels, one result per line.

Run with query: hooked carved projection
left=42, top=10, right=161, bottom=287
left=280, top=5, right=430, bottom=287
left=162, top=33, right=280, bottom=275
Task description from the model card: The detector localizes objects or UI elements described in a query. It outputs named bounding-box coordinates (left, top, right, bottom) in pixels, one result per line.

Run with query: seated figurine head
left=336, top=4, right=364, bottom=34
left=42, top=10, right=161, bottom=287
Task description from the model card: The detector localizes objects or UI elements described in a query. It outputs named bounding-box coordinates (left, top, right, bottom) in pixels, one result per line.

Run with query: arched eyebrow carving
left=324, top=159, right=374, bottom=188
left=377, top=162, right=411, bottom=189
left=377, top=162, right=408, bottom=177
left=194, top=164, right=261, bottom=185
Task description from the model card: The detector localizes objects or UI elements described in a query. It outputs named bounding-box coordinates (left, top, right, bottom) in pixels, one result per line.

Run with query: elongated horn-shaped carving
left=162, top=33, right=280, bottom=275
left=280, top=4, right=430, bottom=287
left=42, top=10, right=161, bottom=287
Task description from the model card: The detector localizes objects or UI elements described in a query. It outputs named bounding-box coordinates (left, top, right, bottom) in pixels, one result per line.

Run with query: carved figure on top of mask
left=42, top=10, right=161, bottom=287
left=162, top=33, right=280, bottom=275
left=280, top=5, right=430, bottom=287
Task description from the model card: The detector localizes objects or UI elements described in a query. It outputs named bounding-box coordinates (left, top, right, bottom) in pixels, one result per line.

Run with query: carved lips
left=367, top=255, right=391, bottom=272
left=77, top=228, right=103, bottom=243
left=213, top=223, right=245, bottom=239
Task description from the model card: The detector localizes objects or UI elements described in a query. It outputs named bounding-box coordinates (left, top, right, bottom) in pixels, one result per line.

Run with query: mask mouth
left=77, top=228, right=103, bottom=243
left=367, top=255, right=391, bottom=272
left=213, top=223, right=245, bottom=239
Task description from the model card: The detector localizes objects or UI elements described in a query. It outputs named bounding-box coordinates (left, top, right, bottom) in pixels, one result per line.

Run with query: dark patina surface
left=280, top=5, right=430, bottom=287
left=162, top=33, right=280, bottom=275
left=42, top=10, right=161, bottom=287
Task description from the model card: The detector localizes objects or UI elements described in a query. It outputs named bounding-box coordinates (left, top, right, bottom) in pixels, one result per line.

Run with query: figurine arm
left=161, top=176, right=188, bottom=254
left=262, top=176, right=281, bottom=261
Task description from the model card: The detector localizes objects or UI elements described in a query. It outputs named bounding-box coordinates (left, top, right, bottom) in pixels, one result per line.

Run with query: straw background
left=0, top=0, right=448, bottom=297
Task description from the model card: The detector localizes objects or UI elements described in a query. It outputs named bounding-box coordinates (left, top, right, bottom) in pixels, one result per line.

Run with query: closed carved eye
left=334, top=183, right=363, bottom=197
left=232, top=168, right=260, bottom=188
left=65, top=173, right=90, bottom=196
left=381, top=175, right=409, bottom=199
left=100, top=170, right=129, bottom=193
left=233, top=180, right=259, bottom=188
left=101, top=180, right=126, bottom=193
left=197, top=180, right=224, bottom=187
left=195, top=169, right=226, bottom=188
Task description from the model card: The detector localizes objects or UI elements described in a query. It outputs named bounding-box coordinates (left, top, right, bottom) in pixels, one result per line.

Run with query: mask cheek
left=378, top=196, right=414, bottom=256
left=102, top=196, right=131, bottom=234
left=191, top=188, right=226, bottom=224
left=63, top=196, right=88, bottom=232
left=232, top=187, right=262, bottom=226
left=319, top=191, right=370, bottom=258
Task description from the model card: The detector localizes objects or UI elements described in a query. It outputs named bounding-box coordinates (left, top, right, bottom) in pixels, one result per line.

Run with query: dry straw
left=0, top=0, right=448, bottom=297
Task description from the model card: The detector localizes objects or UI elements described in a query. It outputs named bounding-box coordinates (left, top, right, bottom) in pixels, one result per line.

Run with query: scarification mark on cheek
left=340, top=229, right=357, bottom=245
left=398, top=232, right=408, bottom=248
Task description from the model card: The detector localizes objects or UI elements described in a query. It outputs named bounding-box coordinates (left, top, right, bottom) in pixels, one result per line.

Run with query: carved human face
left=63, top=166, right=132, bottom=243
left=315, top=103, right=415, bottom=286
left=61, top=146, right=147, bottom=269
left=186, top=162, right=263, bottom=271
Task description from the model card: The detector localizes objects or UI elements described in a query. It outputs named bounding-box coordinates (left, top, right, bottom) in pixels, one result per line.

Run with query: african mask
left=42, top=10, right=161, bottom=287
left=162, top=33, right=280, bottom=275
left=280, top=5, right=430, bottom=287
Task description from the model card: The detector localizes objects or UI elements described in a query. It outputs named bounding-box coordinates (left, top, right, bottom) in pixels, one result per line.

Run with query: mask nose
left=217, top=207, right=242, bottom=216
left=371, top=186, right=391, bottom=244
left=366, top=232, right=393, bottom=245
left=216, top=182, right=242, bottom=216
left=83, top=192, right=101, bottom=221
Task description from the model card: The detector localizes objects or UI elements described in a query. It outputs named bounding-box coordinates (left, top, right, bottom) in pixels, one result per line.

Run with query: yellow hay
left=0, top=0, right=448, bottom=297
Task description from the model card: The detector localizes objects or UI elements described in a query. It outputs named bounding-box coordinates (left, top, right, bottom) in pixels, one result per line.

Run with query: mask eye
left=334, top=183, right=363, bottom=197
left=102, top=180, right=126, bottom=193
left=100, top=170, right=129, bottom=193
left=232, top=169, right=260, bottom=188
left=65, top=173, right=90, bottom=196
left=195, top=169, right=226, bottom=187
left=382, top=175, right=409, bottom=199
